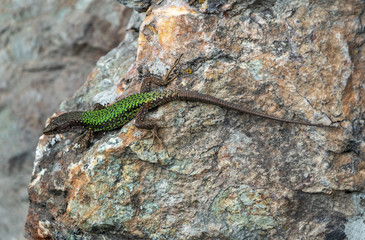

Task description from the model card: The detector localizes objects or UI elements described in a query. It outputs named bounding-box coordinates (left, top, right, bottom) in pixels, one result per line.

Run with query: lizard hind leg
left=158, top=53, right=183, bottom=86
left=135, top=106, right=167, bottom=149
left=135, top=54, right=183, bottom=149
left=139, top=54, right=183, bottom=93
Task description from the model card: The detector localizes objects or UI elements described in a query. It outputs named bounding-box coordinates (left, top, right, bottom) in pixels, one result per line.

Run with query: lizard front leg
left=74, top=129, right=94, bottom=151
left=92, top=103, right=107, bottom=111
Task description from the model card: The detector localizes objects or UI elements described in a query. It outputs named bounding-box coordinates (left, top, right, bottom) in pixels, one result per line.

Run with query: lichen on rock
left=26, top=0, right=365, bottom=239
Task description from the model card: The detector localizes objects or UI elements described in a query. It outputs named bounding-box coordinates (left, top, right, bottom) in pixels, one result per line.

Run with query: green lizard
left=43, top=55, right=336, bottom=148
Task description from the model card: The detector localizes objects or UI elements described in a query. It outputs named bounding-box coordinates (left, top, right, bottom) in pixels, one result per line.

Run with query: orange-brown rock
left=26, top=0, right=365, bottom=239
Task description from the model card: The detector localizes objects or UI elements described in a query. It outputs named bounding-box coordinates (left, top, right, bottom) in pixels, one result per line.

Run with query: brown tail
left=177, top=90, right=335, bottom=128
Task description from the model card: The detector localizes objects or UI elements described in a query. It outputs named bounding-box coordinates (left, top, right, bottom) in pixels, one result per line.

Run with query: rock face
left=0, top=0, right=131, bottom=239
left=26, top=0, right=365, bottom=239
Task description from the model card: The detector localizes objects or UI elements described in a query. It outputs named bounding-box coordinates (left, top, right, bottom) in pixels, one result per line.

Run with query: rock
left=0, top=0, right=132, bottom=239
left=116, top=0, right=152, bottom=13
left=26, top=0, right=365, bottom=239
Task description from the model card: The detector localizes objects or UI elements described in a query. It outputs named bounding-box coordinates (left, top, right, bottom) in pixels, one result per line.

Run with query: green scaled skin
left=81, top=90, right=177, bottom=132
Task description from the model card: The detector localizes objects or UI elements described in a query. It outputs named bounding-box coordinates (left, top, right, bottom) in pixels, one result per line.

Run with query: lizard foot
left=92, top=103, right=108, bottom=111
left=142, top=126, right=167, bottom=150
left=74, top=129, right=94, bottom=151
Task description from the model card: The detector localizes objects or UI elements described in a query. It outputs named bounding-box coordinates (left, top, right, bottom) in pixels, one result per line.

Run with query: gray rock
left=0, top=0, right=132, bottom=239
left=116, top=0, right=152, bottom=12
left=26, top=0, right=365, bottom=239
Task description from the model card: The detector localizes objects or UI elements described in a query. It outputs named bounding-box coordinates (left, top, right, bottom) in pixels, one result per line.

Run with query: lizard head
left=43, top=112, right=83, bottom=135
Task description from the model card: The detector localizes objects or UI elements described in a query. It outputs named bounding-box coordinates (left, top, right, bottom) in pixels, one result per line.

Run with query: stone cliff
left=26, top=0, right=365, bottom=239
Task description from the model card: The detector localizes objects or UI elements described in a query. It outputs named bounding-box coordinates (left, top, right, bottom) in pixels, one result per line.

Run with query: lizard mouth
left=43, top=124, right=81, bottom=135
left=43, top=123, right=71, bottom=135
left=43, top=126, right=61, bottom=135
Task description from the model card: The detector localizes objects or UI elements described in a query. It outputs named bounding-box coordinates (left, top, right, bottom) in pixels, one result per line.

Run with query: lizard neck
left=63, top=111, right=84, bottom=124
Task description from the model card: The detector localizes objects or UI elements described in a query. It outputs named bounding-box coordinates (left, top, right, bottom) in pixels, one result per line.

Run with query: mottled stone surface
left=26, top=0, right=364, bottom=239
left=116, top=0, right=152, bottom=12
left=0, top=0, right=132, bottom=239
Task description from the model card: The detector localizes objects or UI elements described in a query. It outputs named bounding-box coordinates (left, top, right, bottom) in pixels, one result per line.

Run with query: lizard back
left=81, top=90, right=178, bottom=131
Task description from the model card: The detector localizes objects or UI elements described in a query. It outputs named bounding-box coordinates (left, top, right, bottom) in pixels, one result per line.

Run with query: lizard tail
left=177, top=90, right=335, bottom=128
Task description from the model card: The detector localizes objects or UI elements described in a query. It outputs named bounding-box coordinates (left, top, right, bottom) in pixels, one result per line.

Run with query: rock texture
left=0, top=1, right=132, bottom=239
left=26, top=0, right=365, bottom=239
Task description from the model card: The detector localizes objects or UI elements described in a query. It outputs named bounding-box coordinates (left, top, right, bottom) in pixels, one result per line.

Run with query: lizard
left=43, top=54, right=336, bottom=148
